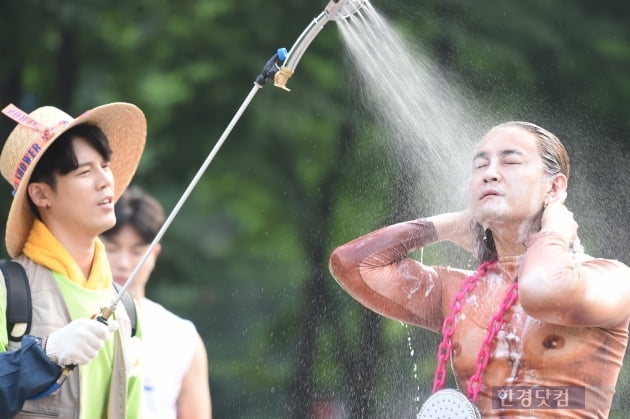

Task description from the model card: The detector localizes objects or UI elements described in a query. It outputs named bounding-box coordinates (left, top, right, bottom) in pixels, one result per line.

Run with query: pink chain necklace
left=432, top=260, right=519, bottom=403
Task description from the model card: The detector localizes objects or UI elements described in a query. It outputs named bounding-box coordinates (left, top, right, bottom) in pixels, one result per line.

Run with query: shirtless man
left=329, top=121, right=630, bottom=418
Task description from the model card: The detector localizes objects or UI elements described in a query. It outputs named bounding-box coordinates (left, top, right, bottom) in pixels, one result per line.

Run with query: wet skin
left=449, top=257, right=628, bottom=418
left=329, top=220, right=630, bottom=418
left=329, top=126, right=630, bottom=417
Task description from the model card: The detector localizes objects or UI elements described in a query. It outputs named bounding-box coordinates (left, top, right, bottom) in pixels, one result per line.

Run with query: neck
left=489, top=216, right=541, bottom=258
left=493, top=233, right=527, bottom=257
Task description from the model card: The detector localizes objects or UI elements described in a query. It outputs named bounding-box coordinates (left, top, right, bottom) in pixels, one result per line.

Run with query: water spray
left=99, top=0, right=369, bottom=320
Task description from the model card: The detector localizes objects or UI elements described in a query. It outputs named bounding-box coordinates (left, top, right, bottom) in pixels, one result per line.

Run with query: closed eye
left=473, top=159, right=489, bottom=169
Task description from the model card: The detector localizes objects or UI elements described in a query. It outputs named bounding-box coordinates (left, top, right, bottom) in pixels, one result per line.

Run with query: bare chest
left=448, top=282, right=613, bottom=386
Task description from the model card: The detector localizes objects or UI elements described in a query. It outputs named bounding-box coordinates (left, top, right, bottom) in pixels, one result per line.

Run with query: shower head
left=272, top=0, right=369, bottom=91
left=325, top=0, right=368, bottom=22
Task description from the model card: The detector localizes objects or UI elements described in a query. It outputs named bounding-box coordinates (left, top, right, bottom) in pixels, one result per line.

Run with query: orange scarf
left=23, top=219, right=112, bottom=290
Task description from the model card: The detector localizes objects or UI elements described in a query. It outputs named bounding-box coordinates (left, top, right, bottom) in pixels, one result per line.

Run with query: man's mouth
left=480, top=190, right=500, bottom=199
left=113, top=276, right=128, bottom=285
left=98, top=196, right=114, bottom=206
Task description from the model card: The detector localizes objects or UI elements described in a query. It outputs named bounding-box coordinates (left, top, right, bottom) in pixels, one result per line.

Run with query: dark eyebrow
left=501, top=149, right=524, bottom=157
left=73, top=161, right=91, bottom=170
left=473, top=151, right=488, bottom=161
left=473, top=149, right=524, bottom=161
left=76, top=156, right=109, bottom=169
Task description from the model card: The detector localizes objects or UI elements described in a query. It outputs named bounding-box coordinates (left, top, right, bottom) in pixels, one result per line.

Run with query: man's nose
left=112, top=251, right=133, bottom=270
left=96, top=165, right=114, bottom=190
left=483, top=161, right=500, bottom=183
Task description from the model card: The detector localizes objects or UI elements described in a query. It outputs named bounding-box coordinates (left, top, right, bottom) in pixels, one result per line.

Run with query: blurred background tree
left=1, top=0, right=630, bottom=417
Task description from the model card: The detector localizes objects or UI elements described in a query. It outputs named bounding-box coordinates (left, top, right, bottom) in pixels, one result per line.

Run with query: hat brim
left=6, top=102, right=146, bottom=257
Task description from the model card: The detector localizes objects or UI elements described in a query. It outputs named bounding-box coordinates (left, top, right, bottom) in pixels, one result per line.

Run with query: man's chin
left=475, top=210, right=509, bottom=228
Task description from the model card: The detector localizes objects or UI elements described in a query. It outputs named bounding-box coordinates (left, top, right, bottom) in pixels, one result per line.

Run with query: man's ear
left=544, top=174, right=568, bottom=206
left=27, top=182, right=51, bottom=209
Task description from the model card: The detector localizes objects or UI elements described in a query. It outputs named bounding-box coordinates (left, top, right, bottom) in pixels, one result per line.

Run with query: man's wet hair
left=474, top=121, right=569, bottom=262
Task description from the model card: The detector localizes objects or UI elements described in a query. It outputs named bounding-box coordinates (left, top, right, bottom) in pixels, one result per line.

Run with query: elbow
left=329, top=244, right=360, bottom=285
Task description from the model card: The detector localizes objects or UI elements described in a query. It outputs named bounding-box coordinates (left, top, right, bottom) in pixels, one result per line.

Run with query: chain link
left=431, top=259, right=519, bottom=404
left=431, top=260, right=498, bottom=393
left=467, top=281, right=519, bottom=402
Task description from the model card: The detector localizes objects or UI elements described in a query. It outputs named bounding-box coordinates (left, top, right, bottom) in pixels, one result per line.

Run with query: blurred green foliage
left=2, top=0, right=630, bottom=417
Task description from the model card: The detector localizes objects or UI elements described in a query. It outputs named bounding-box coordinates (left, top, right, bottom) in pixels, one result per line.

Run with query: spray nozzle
left=326, top=0, right=368, bottom=21
left=269, top=0, right=368, bottom=92
left=255, top=48, right=289, bottom=87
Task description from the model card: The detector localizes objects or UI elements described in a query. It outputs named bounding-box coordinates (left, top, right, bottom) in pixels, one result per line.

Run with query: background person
left=0, top=102, right=146, bottom=417
left=329, top=121, right=630, bottom=417
left=101, top=185, right=212, bottom=419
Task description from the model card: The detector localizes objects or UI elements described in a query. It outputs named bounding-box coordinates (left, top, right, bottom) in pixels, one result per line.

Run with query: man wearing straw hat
left=0, top=102, right=146, bottom=418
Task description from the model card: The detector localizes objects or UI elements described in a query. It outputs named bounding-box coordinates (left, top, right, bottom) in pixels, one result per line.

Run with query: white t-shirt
left=139, top=298, right=198, bottom=419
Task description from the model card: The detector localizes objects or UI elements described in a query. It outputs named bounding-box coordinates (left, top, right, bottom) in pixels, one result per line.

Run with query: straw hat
left=1, top=102, right=147, bottom=257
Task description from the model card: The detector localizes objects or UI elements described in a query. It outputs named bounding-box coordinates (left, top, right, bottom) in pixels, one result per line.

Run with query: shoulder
left=0, top=258, right=31, bottom=312
left=142, top=298, right=197, bottom=333
left=11, top=255, right=54, bottom=285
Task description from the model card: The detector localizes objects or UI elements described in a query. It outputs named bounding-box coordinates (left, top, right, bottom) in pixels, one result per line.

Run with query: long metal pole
left=40, top=83, right=265, bottom=398
left=100, top=82, right=263, bottom=318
